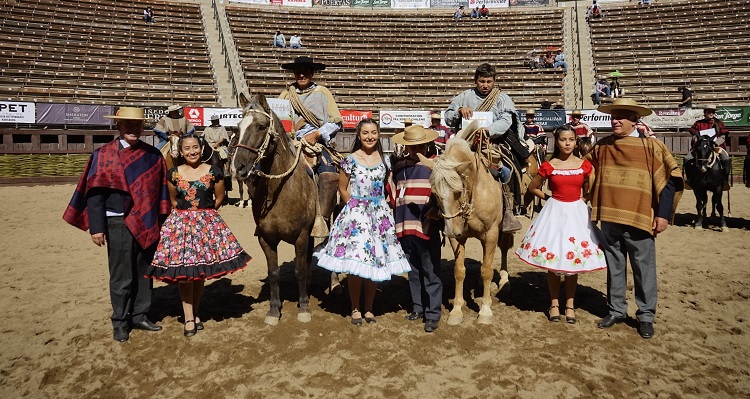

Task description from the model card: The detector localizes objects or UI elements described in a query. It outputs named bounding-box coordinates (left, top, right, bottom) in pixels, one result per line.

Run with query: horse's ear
left=254, top=93, right=273, bottom=114
left=417, top=154, right=436, bottom=170
left=239, top=92, right=251, bottom=110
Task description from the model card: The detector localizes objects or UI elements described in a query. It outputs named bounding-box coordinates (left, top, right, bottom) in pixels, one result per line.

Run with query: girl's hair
left=176, top=133, right=204, bottom=160
left=551, top=126, right=578, bottom=159
left=350, top=118, right=390, bottom=180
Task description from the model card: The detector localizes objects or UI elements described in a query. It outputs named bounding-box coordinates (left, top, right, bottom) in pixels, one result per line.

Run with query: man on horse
left=153, top=105, right=195, bottom=150
left=202, top=114, right=232, bottom=201
left=685, top=104, right=731, bottom=182
left=444, top=62, right=528, bottom=231
left=279, top=56, right=343, bottom=232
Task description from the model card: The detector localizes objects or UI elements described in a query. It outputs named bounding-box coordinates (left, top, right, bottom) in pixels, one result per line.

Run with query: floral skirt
left=515, top=198, right=606, bottom=275
left=146, top=208, right=251, bottom=282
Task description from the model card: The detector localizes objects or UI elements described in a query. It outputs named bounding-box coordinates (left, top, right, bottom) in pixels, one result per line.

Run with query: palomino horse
left=684, top=135, right=728, bottom=231
left=418, top=138, right=514, bottom=325
left=231, top=92, right=318, bottom=325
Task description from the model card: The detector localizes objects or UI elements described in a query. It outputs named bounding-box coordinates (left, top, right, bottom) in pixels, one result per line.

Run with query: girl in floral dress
left=515, top=126, right=606, bottom=324
left=146, top=134, right=251, bottom=337
left=315, top=119, right=410, bottom=325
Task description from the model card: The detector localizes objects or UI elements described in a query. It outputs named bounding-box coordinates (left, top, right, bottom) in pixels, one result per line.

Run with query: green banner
left=715, top=106, right=750, bottom=127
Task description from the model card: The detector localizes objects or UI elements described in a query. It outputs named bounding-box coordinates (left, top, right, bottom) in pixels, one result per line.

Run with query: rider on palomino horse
left=154, top=105, right=195, bottom=150
left=279, top=56, right=343, bottom=237
left=685, top=104, right=732, bottom=184
left=444, top=63, right=529, bottom=232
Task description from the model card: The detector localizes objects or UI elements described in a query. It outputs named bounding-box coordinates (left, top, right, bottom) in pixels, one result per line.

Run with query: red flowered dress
left=515, top=159, right=606, bottom=274
left=146, top=165, right=251, bottom=282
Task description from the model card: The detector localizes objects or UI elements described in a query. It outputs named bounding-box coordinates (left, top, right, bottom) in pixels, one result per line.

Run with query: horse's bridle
left=440, top=156, right=479, bottom=222
left=230, top=109, right=278, bottom=178
left=694, top=138, right=717, bottom=171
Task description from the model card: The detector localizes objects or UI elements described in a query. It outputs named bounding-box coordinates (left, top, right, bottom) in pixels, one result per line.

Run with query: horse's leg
left=477, top=229, right=499, bottom=325
left=258, top=235, right=281, bottom=326
left=295, top=232, right=312, bottom=322
left=497, top=232, right=513, bottom=293
left=713, top=188, right=727, bottom=232
left=694, top=190, right=705, bottom=229
left=447, top=237, right=466, bottom=326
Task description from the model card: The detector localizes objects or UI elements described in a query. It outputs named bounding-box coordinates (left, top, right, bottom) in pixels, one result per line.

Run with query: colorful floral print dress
left=315, top=155, right=410, bottom=282
left=146, top=165, right=251, bottom=282
left=515, top=159, right=606, bottom=275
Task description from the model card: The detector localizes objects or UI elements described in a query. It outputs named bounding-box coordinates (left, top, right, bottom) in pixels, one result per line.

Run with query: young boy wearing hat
left=390, top=125, right=443, bottom=333
left=63, top=107, right=170, bottom=342
left=566, top=110, right=594, bottom=141
left=153, top=105, right=196, bottom=150
left=429, top=112, right=453, bottom=145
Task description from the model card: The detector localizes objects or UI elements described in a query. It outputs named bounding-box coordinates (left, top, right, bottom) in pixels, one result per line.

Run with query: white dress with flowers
left=515, top=160, right=607, bottom=274
left=314, top=155, right=410, bottom=282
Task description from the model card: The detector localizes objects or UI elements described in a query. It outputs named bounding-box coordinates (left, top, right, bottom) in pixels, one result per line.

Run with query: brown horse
left=231, top=92, right=318, bottom=325
left=419, top=138, right=514, bottom=325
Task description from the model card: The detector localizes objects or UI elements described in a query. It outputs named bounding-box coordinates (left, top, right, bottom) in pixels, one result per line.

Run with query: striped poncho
left=587, top=134, right=683, bottom=235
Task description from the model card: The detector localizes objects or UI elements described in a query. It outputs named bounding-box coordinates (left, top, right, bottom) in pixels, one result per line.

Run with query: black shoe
left=364, top=311, right=376, bottom=324
left=351, top=310, right=363, bottom=326
left=195, top=320, right=204, bottom=331
left=132, top=319, right=162, bottom=331
left=184, top=320, right=197, bottom=337
left=113, top=327, right=129, bottom=342
left=424, top=319, right=439, bottom=333
left=565, top=307, right=577, bottom=324
left=548, top=305, right=561, bottom=322
left=638, top=322, right=654, bottom=339
left=405, top=312, right=423, bottom=321
left=597, top=314, right=626, bottom=329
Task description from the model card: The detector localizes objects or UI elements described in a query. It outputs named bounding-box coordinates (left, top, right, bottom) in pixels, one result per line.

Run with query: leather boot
left=501, top=186, right=522, bottom=233
left=318, top=172, right=340, bottom=221
left=722, top=158, right=732, bottom=190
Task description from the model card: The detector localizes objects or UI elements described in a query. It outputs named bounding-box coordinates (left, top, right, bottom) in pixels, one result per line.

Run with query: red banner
left=184, top=107, right=204, bottom=126
left=340, top=110, right=373, bottom=129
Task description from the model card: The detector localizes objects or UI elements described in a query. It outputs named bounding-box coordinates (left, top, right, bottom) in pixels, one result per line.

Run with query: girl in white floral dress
left=315, top=119, right=410, bottom=325
left=515, top=126, right=606, bottom=324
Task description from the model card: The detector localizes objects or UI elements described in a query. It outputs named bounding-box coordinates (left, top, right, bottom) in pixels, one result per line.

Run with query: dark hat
left=281, top=56, right=326, bottom=72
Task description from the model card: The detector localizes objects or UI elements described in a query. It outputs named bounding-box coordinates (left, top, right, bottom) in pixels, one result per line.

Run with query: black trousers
left=105, top=217, right=155, bottom=328
left=399, top=234, right=443, bottom=321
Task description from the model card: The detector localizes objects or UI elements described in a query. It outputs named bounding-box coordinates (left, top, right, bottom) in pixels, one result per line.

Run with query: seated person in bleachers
left=678, top=85, right=693, bottom=108
left=471, top=7, right=480, bottom=19
left=143, top=6, right=154, bottom=23
left=593, top=76, right=610, bottom=105
left=528, top=52, right=541, bottom=70
left=544, top=52, right=555, bottom=68
left=290, top=34, right=302, bottom=49
left=273, top=30, right=286, bottom=48
left=586, top=0, right=604, bottom=20
left=609, top=77, right=623, bottom=98
left=553, top=98, right=565, bottom=110
left=454, top=6, right=466, bottom=21
left=553, top=50, right=568, bottom=71
left=540, top=99, right=553, bottom=110
left=640, top=0, right=652, bottom=7
left=479, top=5, right=489, bottom=18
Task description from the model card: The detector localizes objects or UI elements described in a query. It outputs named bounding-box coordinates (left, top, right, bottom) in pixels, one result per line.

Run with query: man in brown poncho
left=588, top=99, right=683, bottom=340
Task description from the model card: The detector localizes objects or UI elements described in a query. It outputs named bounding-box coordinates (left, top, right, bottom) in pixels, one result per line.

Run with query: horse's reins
left=440, top=155, right=479, bottom=221
left=230, top=109, right=303, bottom=180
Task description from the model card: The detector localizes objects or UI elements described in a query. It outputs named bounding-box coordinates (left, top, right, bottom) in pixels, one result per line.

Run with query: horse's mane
left=431, top=139, right=473, bottom=199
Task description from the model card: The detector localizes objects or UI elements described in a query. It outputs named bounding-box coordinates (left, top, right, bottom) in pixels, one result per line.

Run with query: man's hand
left=458, top=107, right=473, bottom=120
left=91, top=233, right=107, bottom=247
left=652, top=217, right=669, bottom=235
left=302, top=131, right=320, bottom=145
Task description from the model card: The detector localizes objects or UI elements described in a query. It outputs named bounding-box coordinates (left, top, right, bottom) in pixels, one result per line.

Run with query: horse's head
left=693, top=135, right=716, bottom=173
left=232, top=92, right=283, bottom=179
left=168, top=133, right=181, bottom=159
left=419, top=139, right=478, bottom=238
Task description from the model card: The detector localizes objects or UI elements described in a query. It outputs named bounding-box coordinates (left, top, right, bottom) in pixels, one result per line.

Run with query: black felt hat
left=281, top=56, right=326, bottom=72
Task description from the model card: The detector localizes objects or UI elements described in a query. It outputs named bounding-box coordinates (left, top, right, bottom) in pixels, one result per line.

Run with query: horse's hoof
left=721, top=226, right=729, bottom=232
left=330, top=284, right=343, bottom=295
left=447, top=315, right=463, bottom=325
left=264, top=316, right=279, bottom=326
left=695, top=224, right=703, bottom=230
left=297, top=312, right=311, bottom=323
left=477, top=314, right=493, bottom=325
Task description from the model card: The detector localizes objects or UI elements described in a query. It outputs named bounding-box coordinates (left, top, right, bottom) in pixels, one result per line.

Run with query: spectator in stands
left=273, top=30, right=286, bottom=48
left=471, top=7, right=480, bottom=19
left=143, top=6, right=154, bottom=23
left=429, top=112, right=452, bottom=145
left=566, top=110, right=594, bottom=141
left=678, top=85, right=693, bottom=108
left=444, top=62, right=525, bottom=231
left=553, top=98, right=565, bottom=109
left=479, top=5, right=489, bottom=19
left=685, top=104, right=731, bottom=181
left=610, top=77, right=623, bottom=98
left=593, top=76, right=610, bottom=105
left=290, top=34, right=302, bottom=49
left=640, top=0, right=652, bottom=7
left=540, top=99, right=553, bottom=110
left=279, top=56, right=343, bottom=228
left=454, top=6, right=466, bottom=21
left=154, top=105, right=196, bottom=150
left=553, top=50, right=568, bottom=71
left=528, top=52, right=541, bottom=70
left=586, top=0, right=604, bottom=20
left=543, top=52, right=555, bottom=68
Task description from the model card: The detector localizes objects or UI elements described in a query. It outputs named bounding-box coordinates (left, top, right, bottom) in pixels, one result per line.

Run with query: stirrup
left=311, top=215, right=329, bottom=238
left=502, top=209, right=523, bottom=233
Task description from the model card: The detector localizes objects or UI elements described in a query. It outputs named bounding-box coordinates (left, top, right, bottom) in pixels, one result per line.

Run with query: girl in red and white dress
left=515, top=126, right=607, bottom=324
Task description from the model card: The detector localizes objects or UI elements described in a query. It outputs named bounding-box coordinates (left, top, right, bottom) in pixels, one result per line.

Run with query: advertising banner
left=468, top=0, right=508, bottom=8
left=379, top=110, right=430, bottom=129
left=392, top=0, right=430, bottom=8
left=143, top=106, right=169, bottom=122
left=313, top=0, right=352, bottom=5
left=641, top=108, right=704, bottom=129
left=270, top=0, right=282, bottom=4
left=509, top=0, right=549, bottom=6
left=0, top=101, right=35, bottom=123
left=430, top=0, right=466, bottom=7
left=184, top=107, right=204, bottom=127
left=341, top=110, right=373, bottom=129
left=191, top=100, right=293, bottom=131
left=565, top=110, right=611, bottom=128
left=715, top=106, right=750, bottom=127
left=352, top=0, right=391, bottom=7
left=516, top=109, right=565, bottom=129
left=229, top=0, right=271, bottom=4
left=283, top=0, right=312, bottom=6
left=36, top=103, right=113, bottom=125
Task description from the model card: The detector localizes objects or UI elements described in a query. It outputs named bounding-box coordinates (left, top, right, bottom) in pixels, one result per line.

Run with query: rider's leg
left=718, top=148, right=731, bottom=181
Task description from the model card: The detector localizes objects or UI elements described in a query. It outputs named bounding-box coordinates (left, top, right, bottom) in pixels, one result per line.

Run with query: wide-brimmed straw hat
left=281, top=56, right=326, bottom=71
left=701, top=103, right=718, bottom=111
left=597, top=98, right=653, bottom=117
left=167, top=104, right=182, bottom=112
left=430, top=112, right=441, bottom=119
left=525, top=109, right=536, bottom=115
left=570, top=109, right=583, bottom=117
left=391, top=125, right=439, bottom=146
left=104, top=107, right=147, bottom=120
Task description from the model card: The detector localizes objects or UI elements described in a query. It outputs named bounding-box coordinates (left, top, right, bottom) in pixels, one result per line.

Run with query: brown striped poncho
left=587, top=134, right=683, bottom=236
